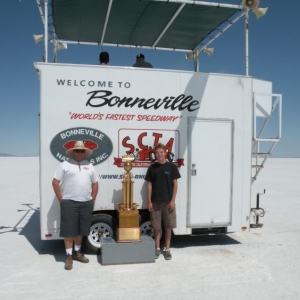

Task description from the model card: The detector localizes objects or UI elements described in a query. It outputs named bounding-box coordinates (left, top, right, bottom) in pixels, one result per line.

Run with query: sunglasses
left=74, top=150, right=85, bottom=153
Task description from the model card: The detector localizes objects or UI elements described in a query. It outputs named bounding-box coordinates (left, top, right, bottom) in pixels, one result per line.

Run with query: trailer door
left=187, top=118, right=233, bottom=227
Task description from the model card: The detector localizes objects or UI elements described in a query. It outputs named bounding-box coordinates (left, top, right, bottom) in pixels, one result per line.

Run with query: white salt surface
left=1, top=157, right=300, bottom=300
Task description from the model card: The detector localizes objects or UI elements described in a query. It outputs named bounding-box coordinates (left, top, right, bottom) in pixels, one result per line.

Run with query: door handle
left=191, top=164, right=197, bottom=176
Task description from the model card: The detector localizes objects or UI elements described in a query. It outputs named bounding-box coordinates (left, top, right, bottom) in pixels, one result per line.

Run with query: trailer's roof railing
left=36, top=0, right=268, bottom=74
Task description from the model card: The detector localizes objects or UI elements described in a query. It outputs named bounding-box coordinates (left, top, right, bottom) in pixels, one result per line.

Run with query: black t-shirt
left=145, top=162, right=181, bottom=203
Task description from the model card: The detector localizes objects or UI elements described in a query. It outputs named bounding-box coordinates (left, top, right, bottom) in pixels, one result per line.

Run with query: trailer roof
left=51, top=0, right=241, bottom=51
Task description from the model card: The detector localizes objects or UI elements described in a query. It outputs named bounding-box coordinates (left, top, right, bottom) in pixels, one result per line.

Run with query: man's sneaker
left=73, top=251, right=89, bottom=263
left=64, top=254, right=73, bottom=270
left=155, top=248, right=161, bottom=259
left=164, top=249, right=172, bottom=260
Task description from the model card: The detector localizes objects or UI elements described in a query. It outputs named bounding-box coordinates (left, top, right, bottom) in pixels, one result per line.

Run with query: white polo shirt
left=54, top=159, right=98, bottom=202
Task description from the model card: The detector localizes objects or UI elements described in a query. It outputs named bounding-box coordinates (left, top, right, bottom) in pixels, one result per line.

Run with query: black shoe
left=164, top=249, right=172, bottom=260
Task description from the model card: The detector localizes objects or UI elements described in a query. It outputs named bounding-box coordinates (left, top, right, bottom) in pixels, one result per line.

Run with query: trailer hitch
left=250, top=189, right=267, bottom=228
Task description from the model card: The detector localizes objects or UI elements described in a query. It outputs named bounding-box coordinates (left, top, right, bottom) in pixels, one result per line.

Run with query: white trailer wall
left=36, top=63, right=259, bottom=238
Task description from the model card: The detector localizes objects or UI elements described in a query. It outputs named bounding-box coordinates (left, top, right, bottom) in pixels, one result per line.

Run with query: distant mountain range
left=0, top=153, right=16, bottom=157
left=0, top=153, right=39, bottom=157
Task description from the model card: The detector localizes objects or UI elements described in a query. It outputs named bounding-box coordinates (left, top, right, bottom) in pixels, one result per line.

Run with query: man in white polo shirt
left=52, top=140, right=99, bottom=270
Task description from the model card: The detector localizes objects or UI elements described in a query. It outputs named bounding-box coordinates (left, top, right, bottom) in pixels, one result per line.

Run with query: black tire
left=140, top=212, right=153, bottom=238
left=82, top=214, right=116, bottom=254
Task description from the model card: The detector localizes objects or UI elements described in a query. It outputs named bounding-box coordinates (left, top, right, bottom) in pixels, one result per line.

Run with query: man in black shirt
left=99, top=51, right=109, bottom=65
left=132, top=53, right=153, bottom=68
left=145, top=143, right=181, bottom=260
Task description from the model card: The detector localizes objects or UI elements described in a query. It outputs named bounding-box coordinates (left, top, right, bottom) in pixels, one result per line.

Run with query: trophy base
left=118, top=210, right=139, bottom=228
left=100, top=236, right=155, bottom=265
left=117, top=228, right=141, bottom=242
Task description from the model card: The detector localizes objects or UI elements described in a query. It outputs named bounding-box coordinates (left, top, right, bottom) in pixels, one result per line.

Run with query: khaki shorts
left=150, top=202, right=177, bottom=230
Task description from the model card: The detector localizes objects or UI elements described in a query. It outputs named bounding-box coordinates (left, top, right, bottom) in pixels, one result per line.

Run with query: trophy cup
left=117, top=154, right=141, bottom=242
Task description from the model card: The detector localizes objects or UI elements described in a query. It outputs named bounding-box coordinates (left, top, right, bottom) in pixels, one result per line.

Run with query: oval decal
left=50, top=127, right=113, bottom=165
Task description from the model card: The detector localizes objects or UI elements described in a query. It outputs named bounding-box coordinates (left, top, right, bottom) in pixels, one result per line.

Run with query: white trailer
left=36, top=0, right=282, bottom=253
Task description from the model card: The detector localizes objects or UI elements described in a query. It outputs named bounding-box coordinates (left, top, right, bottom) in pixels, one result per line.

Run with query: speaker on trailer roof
left=33, top=34, right=44, bottom=44
left=242, top=0, right=260, bottom=11
left=185, top=51, right=197, bottom=60
left=57, top=41, right=68, bottom=50
left=253, top=7, right=268, bottom=19
left=201, top=48, right=214, bottom=56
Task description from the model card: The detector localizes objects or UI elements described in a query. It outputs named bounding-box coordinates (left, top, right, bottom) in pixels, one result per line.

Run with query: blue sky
left=0, top=0, right=298, bottom=157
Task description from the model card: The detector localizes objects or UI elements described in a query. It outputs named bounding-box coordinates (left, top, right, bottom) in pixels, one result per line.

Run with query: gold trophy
left=117, top=154, right=141, bottom=242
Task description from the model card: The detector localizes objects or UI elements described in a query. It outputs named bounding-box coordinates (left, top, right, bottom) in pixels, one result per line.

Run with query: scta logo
left=123, top=132, right=175, bottom=161
left=50, top=127, right=113, bottom=165
left=115, top=129, right=184, bottom=168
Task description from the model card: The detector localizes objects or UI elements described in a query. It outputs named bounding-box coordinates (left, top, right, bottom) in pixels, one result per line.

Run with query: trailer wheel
left=141, top=221, right=153, bottom=237
left=83, top=214, right=116, bottom=254
left=140, top=213, right=163, bottom=239
left=140, top=213, right=154, bottom=238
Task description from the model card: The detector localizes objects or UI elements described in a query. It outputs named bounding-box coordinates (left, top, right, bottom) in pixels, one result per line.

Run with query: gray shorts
left=60, top=200, right=94, bottom=237
left=150, top=202, right=177, bottom=230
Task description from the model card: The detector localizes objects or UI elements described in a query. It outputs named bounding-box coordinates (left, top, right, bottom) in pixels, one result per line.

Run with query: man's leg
left=154, top=230, right=161, bottom=249
left=162, top=203, right=176, bottom=260
left=64, top=237, right=74, bottom=270
left=64, top=237, right=73, bottom=250
left=74, top=235, right=82, bottom=246
left=153, top=229, right=161, bottom=259
left=151, top=202, right=163, bottom=259
left=164, top=228, right=172, bottom=260
left=73, top=201, right=93, bottom=263
left=73, top=235, right=89, bottom=263
left=164, top=228, right=172, bottom=250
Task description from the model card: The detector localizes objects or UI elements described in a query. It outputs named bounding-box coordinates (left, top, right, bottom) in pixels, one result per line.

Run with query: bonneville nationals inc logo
left=50, top=127, right=113, bottom=165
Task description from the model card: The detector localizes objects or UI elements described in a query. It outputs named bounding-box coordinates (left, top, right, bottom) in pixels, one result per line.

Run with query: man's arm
left=52, top=178, right=62, bottom=203
left=147, top=181, right=153, bottom=211
left=91, top=182, right=99, bottom=202
left=168, top=179, right=178, bottom=211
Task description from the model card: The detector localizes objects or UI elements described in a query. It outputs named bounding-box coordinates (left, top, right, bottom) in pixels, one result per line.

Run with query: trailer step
left=191, top=227, right=227, bottom=235
left=252, top=153, right=270, bottom=156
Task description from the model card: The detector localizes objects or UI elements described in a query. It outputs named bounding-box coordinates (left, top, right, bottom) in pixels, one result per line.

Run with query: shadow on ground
left=14, top=203, right=240, bottom=262
left=171, top=233, right=240, bottom=248
left=14, top=204, right=66, bottom=262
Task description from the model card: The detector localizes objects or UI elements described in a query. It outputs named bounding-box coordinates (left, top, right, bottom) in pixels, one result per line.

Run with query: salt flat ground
left=1, top=157, right=300, bottom=300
